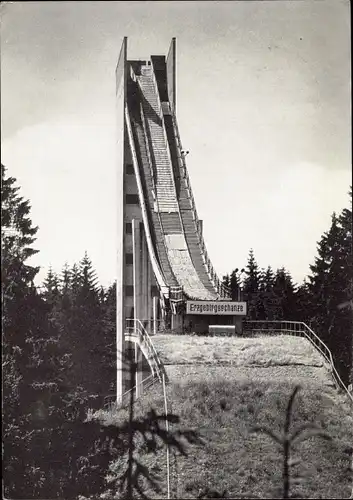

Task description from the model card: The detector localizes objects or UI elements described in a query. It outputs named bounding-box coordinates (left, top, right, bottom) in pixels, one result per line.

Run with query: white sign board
left=186, top=301, right=247, bottom=316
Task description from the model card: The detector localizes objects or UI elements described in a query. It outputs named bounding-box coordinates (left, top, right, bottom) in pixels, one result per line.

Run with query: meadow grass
left=91, top=335, right=352, bottom=499
left=152, top=333, right=325, bottom=368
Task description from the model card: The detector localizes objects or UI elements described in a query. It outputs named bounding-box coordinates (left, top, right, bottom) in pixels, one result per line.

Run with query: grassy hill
left=91, top=334, right=353, bottom=499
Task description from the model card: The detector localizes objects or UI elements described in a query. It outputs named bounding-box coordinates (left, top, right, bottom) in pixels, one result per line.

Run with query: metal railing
left=103, top=319, right=167, bottom=409
left=125, top=105, right=170, bottom=298
left=243, top=320, right=353, bottom=404
left=103, top=373, right=157, bottom=410
left=168, top=104, right=231, bottom=300
left=125, top=318, right=166, bottom=382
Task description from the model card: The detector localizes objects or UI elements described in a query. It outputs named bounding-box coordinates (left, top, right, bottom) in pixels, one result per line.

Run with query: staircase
left=125, top=319, right=167, bottom=382
left=138, top=72, right=179, bottom=214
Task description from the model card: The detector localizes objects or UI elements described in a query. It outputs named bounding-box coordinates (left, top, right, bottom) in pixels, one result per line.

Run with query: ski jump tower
left=116, top=38, right=246, bottom=401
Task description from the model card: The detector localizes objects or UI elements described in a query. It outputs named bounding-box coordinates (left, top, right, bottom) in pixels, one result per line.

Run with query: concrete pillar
left=140, top=224, right=152, bottom=333
left=132, top=219, right=143, bottom=397
left=132, top=219, right=141, bottom=328
left=140, top=223, right=148, bottom=328
left=116, top=37, right=127, bottom=405
left=146, top=253, right=152, bottom=333
left=153, top=296, right=158, bottom=335
left=171, top=310, right=175, bottom=331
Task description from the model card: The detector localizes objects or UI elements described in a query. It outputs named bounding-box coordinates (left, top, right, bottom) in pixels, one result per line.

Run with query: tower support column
left=133, top=219, right=143, bottom=397
left=153, top=295, right=158, bottom=335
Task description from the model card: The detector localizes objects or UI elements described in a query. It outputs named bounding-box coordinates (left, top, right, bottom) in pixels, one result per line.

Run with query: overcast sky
left=1, top=0, right=351, bottom=288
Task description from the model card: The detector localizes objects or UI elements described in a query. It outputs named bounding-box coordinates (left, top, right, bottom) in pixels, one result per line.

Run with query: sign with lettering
left=186, top=301, right=247, bottom=316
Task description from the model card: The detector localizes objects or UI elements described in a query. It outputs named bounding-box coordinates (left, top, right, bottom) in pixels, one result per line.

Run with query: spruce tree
left=1, top=164, right=39, bottom=321
left=263, top=266, right=275, bottom=292
left=70, top=262, right=81, bottom=300
left=307, top=197, right=352, bottom=385
left=307, top=213, right=344, bottom=340
left=42, top=266, right=61, bottom=305
left=230, top=269, right=241, bottom=301
left=78, top=251, right=100, bottom=307
left=243, top=249, right=260, bottom=294
left=295, top=279, right=312, bottom=323
left=243, top=249, right=260, bottom=319
left=252, top=266, right=277, bottom=320
left=100, top=281, right=117, bottom=395
left=2, top=165, right=68, bottom=498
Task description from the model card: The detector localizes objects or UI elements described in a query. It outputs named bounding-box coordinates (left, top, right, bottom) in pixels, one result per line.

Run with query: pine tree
left=307, top=213, right=344, bottom=340
left=271, top=268, right=297, bottom=320
left=230, top=269, right=241, bottom=301
left=54, top=253, right=107, bottom=404
left=337, top=188, right=353, bottom=385
left=2, top=165, right=69, bottom=498
left=2, top=163, right=41, bottom=429
left=70, top=262, right=81, bottom=300
left=1, top=164, right=39, bottom=322
left=263, top=266, right=275, bottom=292
left=42, top=266, right=61, bottom=305
left=79, top=252, right=99, bottom=293
left=258, top=268, right=267, bottom=293
left=295, top=279, right=312, bottom=323
left=243, top=249, right=260, bottom=295
left=100, top=281, right=117, bottom=395
left=307, top=196, right=352, bottom=385
left=61, top=262, right=71, bottom=292
left=337, top=187, right=352, bottom=307
left=243, top=249, right=260, bottom=319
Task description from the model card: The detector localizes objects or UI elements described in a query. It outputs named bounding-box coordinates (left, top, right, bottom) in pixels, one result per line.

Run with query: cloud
left=2, top=114, right=118, bottom=287
left=206, top=161, right=351, bottom=284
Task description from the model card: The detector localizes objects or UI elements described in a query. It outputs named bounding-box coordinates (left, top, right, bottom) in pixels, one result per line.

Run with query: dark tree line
left=41, top=254, right=117, bottom=402
left=223, top=188, right=352, bottom=385
left=2, top=164, right=117, bottom=498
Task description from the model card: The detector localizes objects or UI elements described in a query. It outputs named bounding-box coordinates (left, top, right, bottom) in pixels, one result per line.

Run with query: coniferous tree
left=295, top=279, right=312, bottom=323
left=230, top=269, right=241, bottom=301
left=243, top=249, right=260, bottom=295
left=2, top=165, right=69, bottom=498
left=42, top=266, right=61, bottom=305
left=243, top=249, right=260, bottom=319
left=100, top=281, right=117, bottom=395
left=307, top=213, right=343, bottom=341
left=271, top=268, right=297, bottom=320
left=61, top=262, right=71, bottom=292
left=282, top=270, right=297, bottom=320
left=336, top=188, right=353, bottom=384
left=258, top=268, right=267, bottom=293
left=70, top=262, right=81, bottom=300
left=59, top=262, right=72, bottom=312
left=78, top=251, right=100, bottom=307
left=307, top=194, right=352, bottom=385
left=263, top=266, right=275, bottom=292
left=1, top=164, right=39, bottom=319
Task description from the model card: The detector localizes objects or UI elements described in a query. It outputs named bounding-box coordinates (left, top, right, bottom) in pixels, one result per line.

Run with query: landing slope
left=105, top=335, right=353, bottom=499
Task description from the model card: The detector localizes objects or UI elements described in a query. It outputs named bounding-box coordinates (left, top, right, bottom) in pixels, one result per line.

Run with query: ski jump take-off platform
left=115, top=38, right=247, bottom=402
